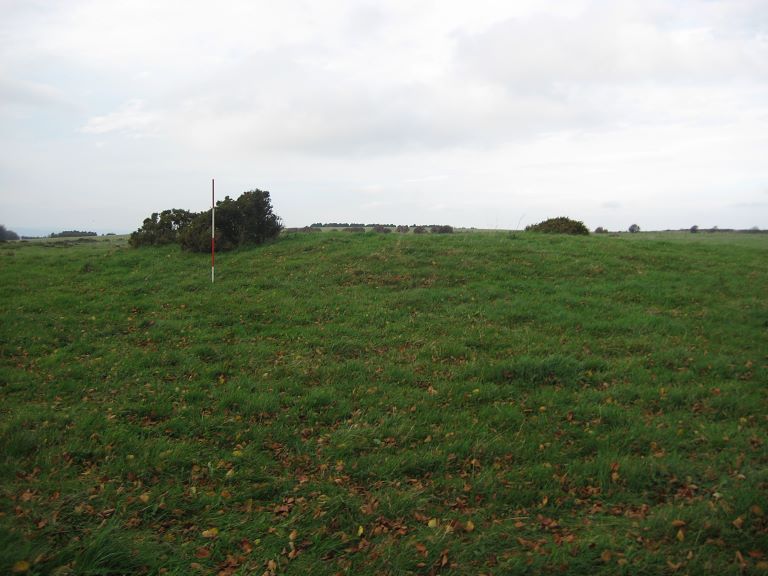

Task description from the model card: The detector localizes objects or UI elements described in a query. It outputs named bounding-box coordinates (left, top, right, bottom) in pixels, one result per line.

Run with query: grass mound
left=1, top=232, right=767, bottom=574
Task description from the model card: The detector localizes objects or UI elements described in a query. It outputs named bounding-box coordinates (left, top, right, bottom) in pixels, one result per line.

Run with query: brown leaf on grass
left=415, top=543, right=428, bottom=558
left=735, top=550, right=747, bottom=569
left=671, top=519, right=686, bottom=528
left=600, top=550, right=612, bottom=563
left=732, top=516, right=744, bottom=529
left=676, top=528, right=685, bottom=542
left=194, top=547, right=211, bottom=559
left=440, top=549, right=449, bottom=567
left=201, top=527, right=219, bottom=539
left=666, top=560, right=684, bottom=571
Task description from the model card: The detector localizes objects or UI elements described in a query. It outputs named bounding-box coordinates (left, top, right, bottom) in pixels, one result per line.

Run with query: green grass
left=1, top=231, right=767, bottom=575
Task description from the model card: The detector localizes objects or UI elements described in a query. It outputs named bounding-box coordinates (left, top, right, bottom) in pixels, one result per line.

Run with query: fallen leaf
left=428, top=518, right=439, bottom=528
left=671, top=519, right=686, bottom=528
left=465, top=519, right=475, bottom=532
left=12, top=561, right=30, bottom=573
left=440, top=549, right=449, bottom=567
left=666, top=560, right=683, bottom=571
left=19, top=491, right=35, bottom=503
left=194, top=547, right=211, bottom=559
left=732, top=516, right=744, bottom=530
left=601, top=550, right=612, bottom=563
left=201, top=527, right=219, bottom=539
left=139, top=492, right=151, bottom=504
left=676, top=528, right=685, bottom=542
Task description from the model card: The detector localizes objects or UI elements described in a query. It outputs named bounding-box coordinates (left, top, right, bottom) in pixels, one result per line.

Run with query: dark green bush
left=131, top=189, right=282, bottom=252
left=129, top=209, right=195, bottom=247
left=525, top=217, right=589, bottom=235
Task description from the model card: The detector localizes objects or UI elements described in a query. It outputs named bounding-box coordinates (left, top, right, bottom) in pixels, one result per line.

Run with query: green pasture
left=1, top=231, right=766, bottom=574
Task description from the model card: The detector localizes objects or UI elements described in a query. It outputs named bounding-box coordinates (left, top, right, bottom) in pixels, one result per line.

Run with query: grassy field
left=1, top=231, right=766, bottom=575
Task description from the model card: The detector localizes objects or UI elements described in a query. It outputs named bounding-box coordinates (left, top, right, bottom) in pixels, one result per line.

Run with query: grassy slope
left=1, top=232, right=766, bottom=575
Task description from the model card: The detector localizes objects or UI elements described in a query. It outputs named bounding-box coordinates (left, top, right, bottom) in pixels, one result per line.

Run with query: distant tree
left=179, top=189, right=282, bottom=252
left=131, top=189, right=282, bottom=252
left=526, top=217, right=589, bottom=235
left=628, top=224, right=641, bottom=234
left=594, top=226, right=608, bottom=234
left=396, top=225, right=410, bottom=233
left=431, top=225, right=454, bottom=234
left=129, top=209, right=195, bottom=247
left=413, top=226, right=426, bottom=234
left=690, top=225, right=699, bottom=233
left=0, top=225, right=20, bottom=241
left=50, top=230, right=97, bottom=238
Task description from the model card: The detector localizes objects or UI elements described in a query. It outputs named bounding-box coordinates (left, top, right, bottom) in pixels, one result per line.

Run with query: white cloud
left=1, top=0, right=767, bottom=231
left=80, top=99, right=161, bottom=136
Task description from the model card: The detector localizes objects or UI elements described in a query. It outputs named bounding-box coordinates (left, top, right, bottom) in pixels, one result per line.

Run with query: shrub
left=130, top=209, right=195, bottom=247
left=594, top=226, right=608, bottom=234
left=0, top=225, right=20, bottom=241
left=372, top=225, right=391, bottom=233
left=431, top=225, right=454, bottom=234
left=179, top=190, right=282, bottom=252
left=525, top=217, right=589, bottom=235
left=396, top=225, right=410, bottom=234
left=413, top=226, right=426, bottom=234
left=628, top=224, right=641, bottom=234
left=132, top=189, right=282, bottom=252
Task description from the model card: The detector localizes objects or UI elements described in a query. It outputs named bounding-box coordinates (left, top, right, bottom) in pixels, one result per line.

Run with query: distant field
left=1, top=231, right=766, bottom=575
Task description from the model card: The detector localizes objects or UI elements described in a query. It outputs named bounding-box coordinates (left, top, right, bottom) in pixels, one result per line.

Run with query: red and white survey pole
left=211, top=178, right=215, bottom=283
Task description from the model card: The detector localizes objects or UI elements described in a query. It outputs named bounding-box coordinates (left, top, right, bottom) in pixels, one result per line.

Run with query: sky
left=1, top=0, right=767, bottom=235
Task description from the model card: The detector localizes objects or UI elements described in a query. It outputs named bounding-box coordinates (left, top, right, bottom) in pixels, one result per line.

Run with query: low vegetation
left=130, top=190, right=282, bottom=252
left=525, top=217, right=590, bottom=235
left=1, top=231, right=767, bottom=575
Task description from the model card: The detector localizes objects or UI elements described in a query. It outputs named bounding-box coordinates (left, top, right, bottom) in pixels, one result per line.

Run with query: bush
left=628, top=224, right=641, bottom=234
left=413, top=226, right=427, bottom=234
left=594, top=226, right=608, bottom=234
left=0, top=225, right=19, bottom=241
left=372, top=225, right=391, bottom=233
left=525, top=217, right=589, bottom=235
left=130, top=209, right=195, bottom=247
left=431, top=225, right=454, bottom=234
left=131, top=189, right=282, bottom=252
left=179, top=190, right=282, bottom=252
left=396, top=225, right=410, bottom=234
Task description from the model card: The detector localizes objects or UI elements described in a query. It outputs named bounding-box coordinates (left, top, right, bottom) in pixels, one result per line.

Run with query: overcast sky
left=2, top=0, right=767, bottom=234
